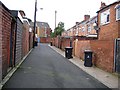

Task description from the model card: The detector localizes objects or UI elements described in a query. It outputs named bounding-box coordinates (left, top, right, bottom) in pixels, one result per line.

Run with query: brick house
left=36, top=21, right=52, bottom=43
left=61, top=15, right=97, bottom=50
left=96, top=0, right=120, bottom=73
left=71, top=1, right=120, bottom=73
left=62, top=15, right=97, bottom=38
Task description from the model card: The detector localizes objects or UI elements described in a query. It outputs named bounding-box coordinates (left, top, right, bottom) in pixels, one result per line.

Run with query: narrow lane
left=3, top=44, right=110, bottom=89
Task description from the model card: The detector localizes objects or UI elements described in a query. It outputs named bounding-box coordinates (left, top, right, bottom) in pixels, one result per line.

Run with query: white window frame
left=115, top=4, right=120, bottom=21
left=82, top=27, right=85, bottom=32
left=88, top=25, right=91, bottom=32
left=100, top=9, right=110, bottom=25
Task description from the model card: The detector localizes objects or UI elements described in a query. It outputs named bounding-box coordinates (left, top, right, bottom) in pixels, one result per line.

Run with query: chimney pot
left=84, top=15, right=90, bottom=21
left=100, top=2, right=106, bottom=9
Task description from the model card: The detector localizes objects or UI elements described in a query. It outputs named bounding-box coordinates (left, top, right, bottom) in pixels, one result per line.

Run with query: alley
left=2, top=44, right=110, bottom=89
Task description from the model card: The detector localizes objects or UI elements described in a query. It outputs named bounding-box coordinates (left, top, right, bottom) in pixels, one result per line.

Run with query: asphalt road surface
left=2, top=44, right=111, bottom=89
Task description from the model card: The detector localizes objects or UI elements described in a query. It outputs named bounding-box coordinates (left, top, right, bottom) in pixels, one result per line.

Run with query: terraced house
left=96, top=0, right=120, bottom=73
left=61, top=0, right=120, bottom=73
left=36, top=22, right=52, bottom=43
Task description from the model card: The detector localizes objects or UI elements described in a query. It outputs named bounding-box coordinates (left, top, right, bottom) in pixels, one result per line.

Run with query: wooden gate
left=115, top=38, right=120, bottom=73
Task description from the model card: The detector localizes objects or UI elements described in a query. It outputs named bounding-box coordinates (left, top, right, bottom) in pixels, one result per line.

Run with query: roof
left=23, top=17, right=32, bottom=22
left=10, top=10, right=23, bottom=23
left=86, top=16, right=97, bottom=24
left=0, top=1, right=16, bottom=21
left=30, top=22, right=34, bottom=27
left=10, top=10, right=19, bottom=17
left=0, top=1, right=11, bottom=14
left=97, top=0, right=120, bottom=13
left=36, top=22, right=50, bottom=28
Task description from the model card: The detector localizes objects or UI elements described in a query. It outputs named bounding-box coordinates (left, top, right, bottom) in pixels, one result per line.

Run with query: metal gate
left=115, top=38, right=120, bottom=73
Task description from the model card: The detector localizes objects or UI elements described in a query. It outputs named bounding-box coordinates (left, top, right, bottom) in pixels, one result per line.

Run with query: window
left=88, top=25, right=91, bottom=32
left=100, top=9, right=110, bottom=25
left=82, top=27, right=85, bottom=32
left=116, top=5, right=120, bottom=20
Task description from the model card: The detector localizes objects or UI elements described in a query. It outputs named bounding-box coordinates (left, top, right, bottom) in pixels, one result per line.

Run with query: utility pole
left=33, top=0, right=37, bottom=48
left=55, top=10, right=57, bottom=30
left=54, top=10, right=57, bottom=36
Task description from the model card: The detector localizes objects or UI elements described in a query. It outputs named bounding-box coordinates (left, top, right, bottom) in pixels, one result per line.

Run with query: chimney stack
left=76, top=22, right=79, bottom=25
left=100, top=2, right=106, bottom=9
left=84, top=15, right=90, bottom=21
left=19, top=10, right=26, bottom=17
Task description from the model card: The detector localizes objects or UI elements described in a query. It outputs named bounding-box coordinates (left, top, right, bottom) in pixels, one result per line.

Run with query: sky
left=1, top=0, right=116, bottom=30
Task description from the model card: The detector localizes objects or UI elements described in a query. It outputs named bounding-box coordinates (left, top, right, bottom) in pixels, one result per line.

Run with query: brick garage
left=22, top=21, right=30, bottom=58
left=0, top=2, right=13, bottom=80
left=11, top=10, right=23, bottom=65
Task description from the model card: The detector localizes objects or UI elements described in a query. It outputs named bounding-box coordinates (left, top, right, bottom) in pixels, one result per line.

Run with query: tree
left=54, top=22, right=65, bottom=36
left=50, top=32, right=55, bottom=38
left=50, top=22, right=65, bottom=38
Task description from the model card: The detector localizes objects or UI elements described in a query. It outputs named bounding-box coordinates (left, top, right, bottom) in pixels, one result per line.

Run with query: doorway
left=115, top=38, right=120, bottom=73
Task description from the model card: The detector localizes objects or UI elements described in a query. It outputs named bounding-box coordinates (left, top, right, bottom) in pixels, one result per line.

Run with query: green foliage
left=50, top=32, right=55, bottom=38
left=51, top=22, right=65, bottom=37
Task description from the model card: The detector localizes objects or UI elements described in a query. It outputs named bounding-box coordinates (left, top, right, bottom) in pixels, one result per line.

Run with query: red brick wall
left=74, top=40, right=91, bottom=59
left=40, top=37, right=46, bottom=43
left=0, top=5, right=2, bottom=81
left=90, top=40, right=114, bottom=72
left=74, top=39, right=114, bottom=72
left=29, top=32, right=33, bottom=50
left=40, top=37, right=51, bottom=43
left=22, top=22, right=30, bottom=58
left=54, top=37, right=59, bottom=47
left=51, top=37, right=70, bottom=50
left=61, top=38, right=70, bottom=50
left=0, top=5, right=12, bottom=78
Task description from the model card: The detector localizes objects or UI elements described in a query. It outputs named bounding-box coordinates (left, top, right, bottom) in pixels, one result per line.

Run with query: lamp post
left=55, top=10, right=57, bottom=30
left=33, top=0, right=37, bottom=48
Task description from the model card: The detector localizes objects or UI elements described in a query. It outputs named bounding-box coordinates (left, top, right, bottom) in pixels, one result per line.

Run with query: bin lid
left=84, top=50, right=92, bottom=52
left=65, top=47, right=73, bottom=49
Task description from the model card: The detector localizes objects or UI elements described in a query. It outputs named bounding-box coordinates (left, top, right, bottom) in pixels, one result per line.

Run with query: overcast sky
left=1, top=0, right=116, bottom=30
